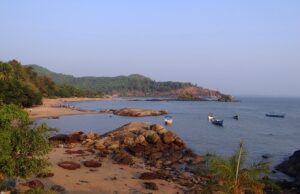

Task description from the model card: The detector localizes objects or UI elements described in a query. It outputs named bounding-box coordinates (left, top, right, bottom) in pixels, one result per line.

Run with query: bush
left=0, top=105, right=51, bottom=184
left=207, top=142, right=269, bottom=194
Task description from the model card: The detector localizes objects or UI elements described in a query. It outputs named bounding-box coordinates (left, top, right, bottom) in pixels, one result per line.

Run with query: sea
left=35, top=97, right=300, bottom=179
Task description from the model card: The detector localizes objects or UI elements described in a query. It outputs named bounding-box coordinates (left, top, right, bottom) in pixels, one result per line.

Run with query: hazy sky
left=0, top=1, right=299, bottom=97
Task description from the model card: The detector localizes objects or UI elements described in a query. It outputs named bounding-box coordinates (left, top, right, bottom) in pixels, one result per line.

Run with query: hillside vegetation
left=30, top=64, right=233, bottom=100
left=30, top=65, right=192, bottom=96
left=0, top=60, right=95, bottom=107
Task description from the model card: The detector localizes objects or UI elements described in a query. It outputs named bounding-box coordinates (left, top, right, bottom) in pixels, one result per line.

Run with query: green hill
left=29, top=65, right=193, bottom=96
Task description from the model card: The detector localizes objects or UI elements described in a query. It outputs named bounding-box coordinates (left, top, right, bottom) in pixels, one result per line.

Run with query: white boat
left=208, top=113, right=214, bottom=122
left=164, top=116, right=173, bottom=125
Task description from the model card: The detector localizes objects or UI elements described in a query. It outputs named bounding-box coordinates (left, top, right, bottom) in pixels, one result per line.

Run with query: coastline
left=25, top=97, right=113, bottom=119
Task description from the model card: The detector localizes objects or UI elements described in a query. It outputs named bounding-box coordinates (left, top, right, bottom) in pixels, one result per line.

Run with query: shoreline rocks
left=83, top=160, right=102, bottom=168
left=112, top=108, right=167, bottom=117
left=58, top=161, right=81, bottom=170
left=276, top=150, right=300, bottom=182
left=49, top=122, right=207, bottom=192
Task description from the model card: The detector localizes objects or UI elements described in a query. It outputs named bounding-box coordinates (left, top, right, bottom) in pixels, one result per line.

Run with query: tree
left=0, top=105, right=51, bottom=191
left=208, top=142, right=269, bottom=194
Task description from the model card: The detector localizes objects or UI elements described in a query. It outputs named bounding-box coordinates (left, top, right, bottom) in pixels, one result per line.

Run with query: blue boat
left=265, top=113, right=285, bottom=118
left=212, top=119, right=223, bottom=126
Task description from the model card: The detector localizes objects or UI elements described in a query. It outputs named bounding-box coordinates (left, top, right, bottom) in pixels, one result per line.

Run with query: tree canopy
left=0, top=60, right=95, bottom=107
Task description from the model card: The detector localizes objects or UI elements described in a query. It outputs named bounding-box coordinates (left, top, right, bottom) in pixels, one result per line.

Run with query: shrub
left=207, top=142, right=269, bottom=194
left=0, top=105, right=51, bottom=188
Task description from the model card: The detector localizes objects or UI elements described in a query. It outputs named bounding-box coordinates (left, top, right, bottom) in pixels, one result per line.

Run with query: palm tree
left=209, top=141, right=269, bottom=194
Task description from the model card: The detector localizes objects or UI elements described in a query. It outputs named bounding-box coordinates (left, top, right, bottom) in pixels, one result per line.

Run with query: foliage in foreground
left=23, top=187, right=57, bottom=194
left=0, top=104, right=51, bottom=186
left=205, top=142, right=270, bottom=194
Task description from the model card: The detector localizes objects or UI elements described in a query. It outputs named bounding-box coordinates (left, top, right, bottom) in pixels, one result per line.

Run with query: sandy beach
left=25, top=97, right=113, bottom=119
left=18, top=144, right=182, bottom=194
left=23, top=97, right=184, bottom=193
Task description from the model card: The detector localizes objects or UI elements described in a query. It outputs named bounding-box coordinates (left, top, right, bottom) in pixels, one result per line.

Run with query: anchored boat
left=164, top=116, right=173, bottom=125
left=208, top=113, right=214, bottom=122
left=233, top=115, right=239, bottom=120
left=266, top=113, right=285, bottom=118
left=212, top=118, right=224, bottom=126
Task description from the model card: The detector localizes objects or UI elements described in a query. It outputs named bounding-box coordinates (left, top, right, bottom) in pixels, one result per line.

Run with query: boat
left=265, top=113, right=285, bottom=118
left=233, top=115, right=239, bottom=120
left=164, top=116, right=173, bottom=125
left=208, top=113, right=214, bottom=122
left=212, top=118, right=223, bottom=126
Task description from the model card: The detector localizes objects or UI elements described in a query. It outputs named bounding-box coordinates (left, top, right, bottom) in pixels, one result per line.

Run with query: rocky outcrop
left=49, top=122, right=207, bottom=193
left=154, top=86, right=234, bottom=102
left=49, top=132, right=84, bottom=144
left=113, top=108, right=167, bottom=117
left=80, top=122, right=206, bottom=171
left=276, top=150, right=300, bottom=181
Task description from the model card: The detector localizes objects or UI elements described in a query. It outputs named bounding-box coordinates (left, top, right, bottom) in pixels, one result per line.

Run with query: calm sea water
left=36, top=97, right=300, bottom=176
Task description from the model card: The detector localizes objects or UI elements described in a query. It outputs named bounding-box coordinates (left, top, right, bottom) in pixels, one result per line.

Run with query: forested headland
left=0, top=60, right=233, bottom=108
left=0, top=60, right=96, bottom=107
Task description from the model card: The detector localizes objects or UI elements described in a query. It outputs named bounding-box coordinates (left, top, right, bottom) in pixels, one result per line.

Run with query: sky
left=0, top=0, right=299, bottom=97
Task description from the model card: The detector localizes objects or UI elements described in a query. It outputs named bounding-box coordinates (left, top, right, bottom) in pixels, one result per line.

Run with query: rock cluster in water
left=99, top=108, right=168, bottom=117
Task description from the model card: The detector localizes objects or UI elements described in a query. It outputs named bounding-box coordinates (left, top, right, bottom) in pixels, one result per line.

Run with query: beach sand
left=25, top=97, right=112, bottom=119
left=18, top=144, right=182, bottom=194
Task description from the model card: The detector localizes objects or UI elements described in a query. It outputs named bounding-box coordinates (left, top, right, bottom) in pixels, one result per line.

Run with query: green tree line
left=30, top=64, right=194, bottom=96
left=0, top=60, right=97, bottom=107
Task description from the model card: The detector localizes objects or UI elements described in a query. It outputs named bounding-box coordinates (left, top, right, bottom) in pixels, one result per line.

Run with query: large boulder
left=123, top=136, right=135, bottom=146
left=150, top=124, right=167, bottom=135
left=135, top=135, right=146, bottom=144
left=49, top=132, right=84, bottom=144
left=276, top=150, right=300, bottom=181
left=58, top=161, right=81, bottom=170
left=107, top=141, right=120, bottom=150
left=94, top=138, right=110, bottom=150
left=162, top=131, right=177, bottom=144
left=67, top=132, right=84, bottom=143
left=143, top=130, right=160, bottom=144
left=83, top=160, right=102, bottom=168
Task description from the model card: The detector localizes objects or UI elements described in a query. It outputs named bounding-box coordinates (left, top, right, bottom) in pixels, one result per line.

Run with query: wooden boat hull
left=266, top=114, right=285, bottom=118
left=233, top=115, right=238, bottom=120
left=212, top=119, right=223, bottom=126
